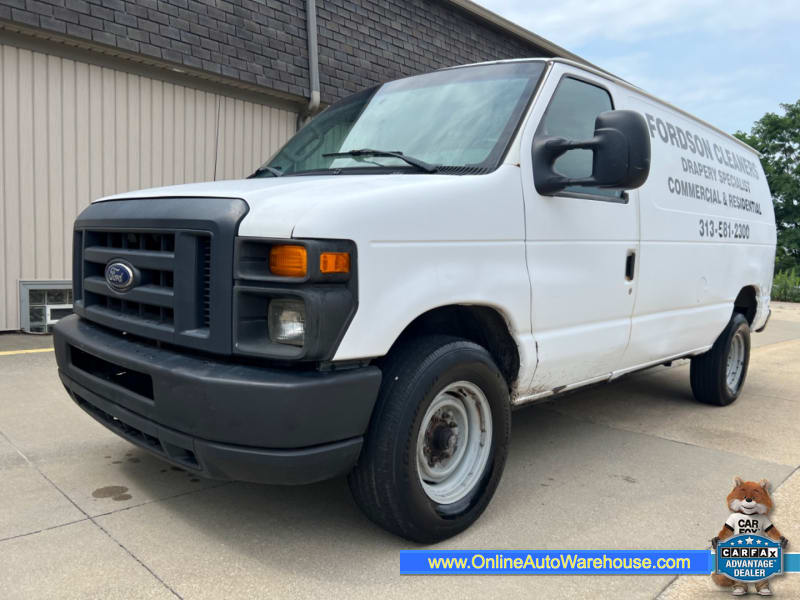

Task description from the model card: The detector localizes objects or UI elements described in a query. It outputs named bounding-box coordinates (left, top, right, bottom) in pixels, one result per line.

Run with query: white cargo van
left=54, top=58, right=775, bottom=542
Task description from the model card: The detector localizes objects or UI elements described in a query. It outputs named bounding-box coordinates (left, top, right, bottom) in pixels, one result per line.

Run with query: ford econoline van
left=54, top=58, right=776, bottom=542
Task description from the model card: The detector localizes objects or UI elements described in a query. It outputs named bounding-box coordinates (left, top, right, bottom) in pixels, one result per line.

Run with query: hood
left=97, top=173, right=483, bottom=239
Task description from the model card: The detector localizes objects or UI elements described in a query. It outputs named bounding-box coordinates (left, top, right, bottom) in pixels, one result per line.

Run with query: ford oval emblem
left=105, top=262, right=135, bottom=292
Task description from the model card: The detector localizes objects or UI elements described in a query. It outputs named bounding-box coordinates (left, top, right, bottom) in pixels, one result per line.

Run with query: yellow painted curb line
left=0, top=347, right=54, bottom=356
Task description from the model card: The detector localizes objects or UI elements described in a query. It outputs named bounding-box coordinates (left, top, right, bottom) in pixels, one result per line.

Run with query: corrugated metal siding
left=0, top=42, right=297, bottom=331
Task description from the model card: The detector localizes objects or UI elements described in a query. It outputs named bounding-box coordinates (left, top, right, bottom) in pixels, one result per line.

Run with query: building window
left=20, top=281, right=73, bottom=333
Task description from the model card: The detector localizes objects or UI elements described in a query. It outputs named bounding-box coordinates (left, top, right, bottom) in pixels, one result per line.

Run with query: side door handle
left=625, top=251, right=636, bottom=281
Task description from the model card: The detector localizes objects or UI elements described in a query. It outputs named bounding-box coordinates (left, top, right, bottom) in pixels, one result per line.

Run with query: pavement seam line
left=751, top=336, right=800, bottom=351
left=539, top=406, right=795, bottom=469
left=89, top=518, right=185, bottom=599
left=740, top=391, right=799, bottom=403
left=771, top=465, right=800, bottom=497
left=0, top=482, right=231, bottom=544
left=654, top=575, right=680, bottom=599
left=91, top=481, right=231, bottom=519
left=0, top=517, right=90, bottom=544
left=0, top=427, right=184, bottom=599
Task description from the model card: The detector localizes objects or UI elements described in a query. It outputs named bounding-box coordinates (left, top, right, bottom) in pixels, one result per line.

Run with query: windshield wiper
left=248, top=165, right=284, bottom=178
left=322, top=149, right=438, bottom=173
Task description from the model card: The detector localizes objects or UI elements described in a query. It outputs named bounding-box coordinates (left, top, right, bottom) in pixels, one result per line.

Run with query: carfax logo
left=716, top=535, right=782, bottom=582
left=711, top=477, right=789, bottom=595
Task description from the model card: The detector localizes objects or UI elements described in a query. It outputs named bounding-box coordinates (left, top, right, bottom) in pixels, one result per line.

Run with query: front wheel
left=690, top=313, right=751, bottom=406
left=348, top=335, right=511, bottom=543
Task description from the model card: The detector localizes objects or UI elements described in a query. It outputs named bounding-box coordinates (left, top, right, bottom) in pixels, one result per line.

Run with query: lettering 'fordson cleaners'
left=54, top=58, right=776, bottom=542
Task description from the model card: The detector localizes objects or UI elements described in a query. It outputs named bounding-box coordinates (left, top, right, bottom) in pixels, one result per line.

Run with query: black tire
left=690, top=313, right=751, bottom=406
left=348, top=335, right=511, bottom=543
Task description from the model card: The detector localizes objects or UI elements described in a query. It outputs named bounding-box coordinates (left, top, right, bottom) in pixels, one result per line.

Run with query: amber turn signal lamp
left=320, top=252, right=350, bottom=274
left=269, top=245, right=307, bottom=277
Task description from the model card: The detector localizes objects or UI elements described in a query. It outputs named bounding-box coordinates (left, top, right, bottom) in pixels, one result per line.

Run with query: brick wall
left=0, top=0, right=310, bottom=98
left=316, top=0, right=549, bottom=103
left=0, top=0, right=550, bottom=104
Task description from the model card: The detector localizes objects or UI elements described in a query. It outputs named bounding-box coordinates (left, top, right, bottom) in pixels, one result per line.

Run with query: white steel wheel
left=690, top=312, right=750, bottom=406
left=725, top=329, right=746, bottom=394
left=349, top=335, right=511, bottom=543
left=416, top=381, right=493, bottom=505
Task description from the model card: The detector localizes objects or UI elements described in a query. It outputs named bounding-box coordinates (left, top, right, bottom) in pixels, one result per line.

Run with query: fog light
left=268, top=299, right=305, bottom=346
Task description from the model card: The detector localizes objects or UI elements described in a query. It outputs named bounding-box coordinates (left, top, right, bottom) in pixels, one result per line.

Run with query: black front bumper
left=53, top=315, right=382, bottom=485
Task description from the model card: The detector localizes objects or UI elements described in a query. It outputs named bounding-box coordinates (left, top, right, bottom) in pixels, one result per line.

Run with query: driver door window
left=537, top=77, right=623, bottom=200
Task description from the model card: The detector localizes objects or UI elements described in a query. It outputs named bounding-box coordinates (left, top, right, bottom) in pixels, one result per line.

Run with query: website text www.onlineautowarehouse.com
left=400, top=550, right=800, bottom=575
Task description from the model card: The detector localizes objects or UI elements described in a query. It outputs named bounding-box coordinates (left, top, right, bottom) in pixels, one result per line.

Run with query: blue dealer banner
left=400, top=550, right=713, bottom=575
left=401, top=548, right=800, bottom=575
left=715, top=535, right=782, bottom=582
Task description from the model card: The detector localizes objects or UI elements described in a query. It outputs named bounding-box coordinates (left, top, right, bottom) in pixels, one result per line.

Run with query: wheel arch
left=381, top=304, right=521, bottom=392
left=733, top=285, right=758, bottom=325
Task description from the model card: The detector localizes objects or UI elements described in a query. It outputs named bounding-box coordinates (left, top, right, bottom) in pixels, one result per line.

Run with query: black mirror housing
left=533, top=109, right=651, bottom=196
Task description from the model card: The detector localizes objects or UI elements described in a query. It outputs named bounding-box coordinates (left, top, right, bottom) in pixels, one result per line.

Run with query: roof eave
left=445, top=0, right=594, bottom=66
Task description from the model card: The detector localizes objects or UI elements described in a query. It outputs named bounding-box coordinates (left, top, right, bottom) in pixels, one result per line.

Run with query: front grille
left=71, top=197, right=247, bottom=355
left=83, top=231, right=178, bottom=328
left=80, top=229, right=209, bottom=335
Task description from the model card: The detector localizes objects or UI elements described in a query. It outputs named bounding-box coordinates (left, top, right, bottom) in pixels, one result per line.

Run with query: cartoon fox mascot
left=711, top=477, right=789, bottom=596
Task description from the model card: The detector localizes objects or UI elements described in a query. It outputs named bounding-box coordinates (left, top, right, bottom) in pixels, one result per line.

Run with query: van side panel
left=619, top=94, right=775, bottom=367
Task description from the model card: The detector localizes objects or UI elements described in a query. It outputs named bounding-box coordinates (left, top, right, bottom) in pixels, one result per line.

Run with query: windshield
left=257, top=62, right=545, bottom=176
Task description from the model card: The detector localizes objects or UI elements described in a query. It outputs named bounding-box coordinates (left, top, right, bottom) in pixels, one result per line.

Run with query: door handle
left=625, top=251, right=636, bottom=281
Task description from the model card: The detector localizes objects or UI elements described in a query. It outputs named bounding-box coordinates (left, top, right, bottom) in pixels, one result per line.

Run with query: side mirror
left=532, top=109, right=651, bottom=196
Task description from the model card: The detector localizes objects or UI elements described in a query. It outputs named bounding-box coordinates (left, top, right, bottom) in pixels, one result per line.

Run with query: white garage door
left=0, top=42, right=298, bottom=331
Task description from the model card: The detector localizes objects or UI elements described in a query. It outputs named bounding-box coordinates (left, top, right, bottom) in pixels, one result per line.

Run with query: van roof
left=446, top=58, right=759, bottom=156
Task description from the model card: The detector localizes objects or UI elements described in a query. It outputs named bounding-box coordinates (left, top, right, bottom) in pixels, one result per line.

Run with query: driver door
left=519, top=65, right=639, bottom=394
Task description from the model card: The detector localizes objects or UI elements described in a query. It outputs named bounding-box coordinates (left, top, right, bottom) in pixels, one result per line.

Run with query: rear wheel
left=348, top=335, right=511, bottom=543
left=690, top=313, right=751, bottom=406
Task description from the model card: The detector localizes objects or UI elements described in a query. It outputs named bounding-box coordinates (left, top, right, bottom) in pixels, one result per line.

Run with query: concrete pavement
left=1, top=303, right=799, bottom=599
